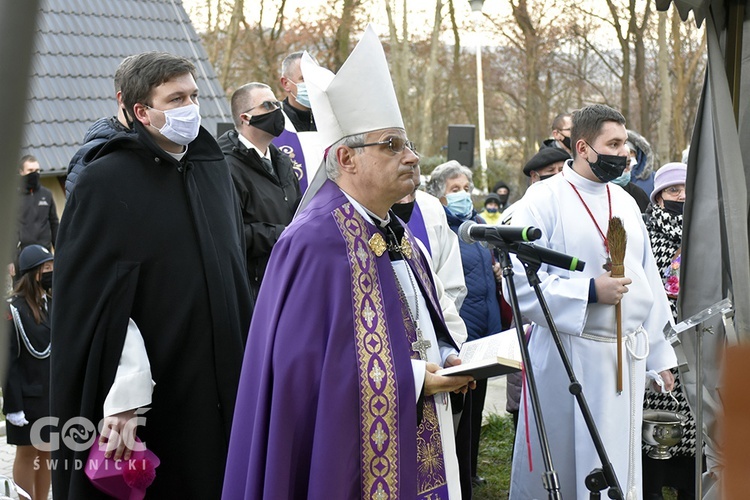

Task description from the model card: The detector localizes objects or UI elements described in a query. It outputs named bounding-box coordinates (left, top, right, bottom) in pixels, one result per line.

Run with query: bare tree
left=333, top=0, right=364, bottom=71
left=656, top=10, right=671, bottom=163
left=218, top=0, right=245, bottom=90
left=602, top=0, right=632, bottom=121
left=629, top=0, right=652, bottom=133
left=417, top=0, right=444, bottom=156
left=670, top=7, right=705, bottom=159
left=384, top=0, right=411, bottom=124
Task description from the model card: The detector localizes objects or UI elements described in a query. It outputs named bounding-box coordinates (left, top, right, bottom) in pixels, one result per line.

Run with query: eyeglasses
left=244, top=101, right=281, bottom=114
left=350, top=136, right=418, bottom=155
left=663, top=186, right=686, bottom=196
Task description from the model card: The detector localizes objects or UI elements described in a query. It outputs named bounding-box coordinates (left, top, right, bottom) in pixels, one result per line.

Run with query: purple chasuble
left=223, top=180, right=455, bottom=500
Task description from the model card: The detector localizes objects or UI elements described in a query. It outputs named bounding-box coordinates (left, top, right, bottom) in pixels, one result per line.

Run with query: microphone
left=516, top=242, right=586, bottom=272
left=459, top=220, right=542, bottom=245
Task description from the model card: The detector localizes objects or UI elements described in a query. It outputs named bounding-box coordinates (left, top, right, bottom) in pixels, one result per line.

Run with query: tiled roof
left=23, top=0, right=231, bottom=175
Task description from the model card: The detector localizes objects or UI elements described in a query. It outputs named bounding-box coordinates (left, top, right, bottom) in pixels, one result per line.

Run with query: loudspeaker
left=447, top=125, right=475, bottom=168
left=216, top=122, right=234, bottom=138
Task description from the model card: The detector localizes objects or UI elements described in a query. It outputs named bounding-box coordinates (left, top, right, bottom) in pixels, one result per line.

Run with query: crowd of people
left=3, top=24, right=698, bottom=500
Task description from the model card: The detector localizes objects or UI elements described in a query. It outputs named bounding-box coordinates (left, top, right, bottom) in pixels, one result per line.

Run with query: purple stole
left=332, top=203, right=449, bottom=499
left=406, top=202, right=432, bottom=256
left=272, top=129, right=309, bottom=192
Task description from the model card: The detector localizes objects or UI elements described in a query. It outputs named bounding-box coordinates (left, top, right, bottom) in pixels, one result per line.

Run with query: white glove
left=6, top=411, right=29, bottom=427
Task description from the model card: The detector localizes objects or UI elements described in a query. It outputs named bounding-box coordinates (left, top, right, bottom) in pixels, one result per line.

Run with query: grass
left=473, top=413, right=514, bottom=499
left=471, top=413, right=678, bottom=500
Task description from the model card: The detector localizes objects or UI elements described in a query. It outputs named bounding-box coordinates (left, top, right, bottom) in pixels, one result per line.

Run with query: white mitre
left=295, top=24, right=405, bottom=213
left=301, top=24, right=404, bottom=148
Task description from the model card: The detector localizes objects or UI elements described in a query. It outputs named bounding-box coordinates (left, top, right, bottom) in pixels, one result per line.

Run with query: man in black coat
left=219, top=82, right=302, bottom=299
left=9, top=155, right=59, bottom=281
left=279, top=51, right=316, bottom=132
left=51, top=52, right=253, bottom=500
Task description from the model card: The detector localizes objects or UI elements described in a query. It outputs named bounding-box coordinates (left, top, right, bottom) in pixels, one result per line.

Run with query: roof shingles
left=24, top=0, right=231, bottom=174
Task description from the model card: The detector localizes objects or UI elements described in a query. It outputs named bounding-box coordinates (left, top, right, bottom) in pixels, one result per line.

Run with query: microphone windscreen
left=458, top=221, right=476, bottom=244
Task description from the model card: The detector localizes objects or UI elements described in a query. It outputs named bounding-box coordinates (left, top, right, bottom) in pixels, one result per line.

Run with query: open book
left=437, top=326, right=525, bottom=380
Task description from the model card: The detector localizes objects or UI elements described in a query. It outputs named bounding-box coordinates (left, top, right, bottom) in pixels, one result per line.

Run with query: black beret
left=523, top=147, right=571, bottom=176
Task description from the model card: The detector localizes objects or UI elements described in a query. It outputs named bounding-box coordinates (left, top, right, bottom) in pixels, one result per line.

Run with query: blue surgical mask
left=446, top=191, right=473, bottom=218
left=292, top=81, right=311, bottom=108
left=611, top=171, right=631, bottom=187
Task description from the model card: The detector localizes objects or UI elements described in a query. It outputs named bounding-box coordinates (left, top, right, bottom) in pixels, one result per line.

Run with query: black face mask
left=538, top=173, right=556, bottom=182
left=496, top=194, right=509, bottom=206
left=586, top=143, right=628, bottom=183
left=23, top=171, right=41, bottom=191
left=663, top=200, right=684, bottom=216
left=40, top=271, right=53, bottom=291
left=249, top=108, right=285, bottom=137
left=391, top=201, right=415, bottom=223
left=562, top=136, right=572, bottom=151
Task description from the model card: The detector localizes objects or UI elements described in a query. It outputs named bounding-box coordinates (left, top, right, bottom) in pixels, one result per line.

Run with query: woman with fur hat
left=3, top=244, right=54, bottom=500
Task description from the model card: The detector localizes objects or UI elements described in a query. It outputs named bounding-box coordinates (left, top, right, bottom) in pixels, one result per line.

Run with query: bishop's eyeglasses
left=350, top=136, right=418, bottom=156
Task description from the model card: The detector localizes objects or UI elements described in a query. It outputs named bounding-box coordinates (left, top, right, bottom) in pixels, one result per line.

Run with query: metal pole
left=725, top=0, right=744, bottom=125
left=474, top=18, right=488, bottom=192
left=695, top=326, right=703, bottom=499
left=0, top=0, right=41, bottom=384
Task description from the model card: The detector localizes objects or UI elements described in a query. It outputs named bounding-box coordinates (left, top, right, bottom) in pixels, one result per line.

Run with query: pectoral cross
left=411, top=328, right=431, bottom=360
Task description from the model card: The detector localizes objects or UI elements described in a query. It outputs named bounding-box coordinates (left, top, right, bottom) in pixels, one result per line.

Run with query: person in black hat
left=490, top=180, right=511, bottom=211
left=3, top=244, right=54, bottom=500
left=523, top=147, right=571, bottom=183
left=481, top=193, right=504, bottom=225
left=501, top=147, right=571, bottom=226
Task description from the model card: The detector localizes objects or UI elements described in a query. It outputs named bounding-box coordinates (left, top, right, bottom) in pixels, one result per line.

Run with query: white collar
left=166, top=145, right=188, bottom=161
left=561, top=160, right=607, bottom=194
left=237, top=132, right=271, bottom=161
left=340, top=189, right=390, bottom=228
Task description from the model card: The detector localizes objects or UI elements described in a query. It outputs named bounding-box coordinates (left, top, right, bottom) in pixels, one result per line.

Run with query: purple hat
left=650, top=162, right=687, bottom=204
left=85, top=437, right=160, bottom=500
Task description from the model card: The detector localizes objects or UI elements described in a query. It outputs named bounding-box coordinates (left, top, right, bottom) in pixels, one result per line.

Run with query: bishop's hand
left=424, top=361, right=475, bottom=396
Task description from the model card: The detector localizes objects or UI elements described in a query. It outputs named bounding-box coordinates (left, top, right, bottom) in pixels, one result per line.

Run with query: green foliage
left=473, top=413, right=515, bottom=500
left=472, top=413, right=680, bottom=499
left=418, top=155, right=448, bottom=175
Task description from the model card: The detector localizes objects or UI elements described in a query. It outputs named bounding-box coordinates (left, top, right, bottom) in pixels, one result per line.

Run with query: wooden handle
left=616, top=302, right=623, bottom=393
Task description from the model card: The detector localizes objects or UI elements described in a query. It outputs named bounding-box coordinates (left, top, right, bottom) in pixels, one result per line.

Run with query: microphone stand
left=493, top=241, right=562, bottom=499
left=513, top=243, right=623, bottom=500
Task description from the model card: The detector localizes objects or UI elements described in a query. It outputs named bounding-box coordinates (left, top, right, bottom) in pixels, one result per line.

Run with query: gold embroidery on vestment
left=369, top=233, right=386, bottom=256
left=334, top=204, right=399, bottom=499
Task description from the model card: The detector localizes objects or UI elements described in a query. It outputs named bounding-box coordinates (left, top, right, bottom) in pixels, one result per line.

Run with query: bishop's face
left=351, top=128, right=420, bottom=210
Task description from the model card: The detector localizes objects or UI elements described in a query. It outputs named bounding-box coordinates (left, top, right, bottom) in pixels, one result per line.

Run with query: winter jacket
left=281, top=97, right=316, bottom=132
left=66, top=116, right=132, bottom=198
left=218, top=129, right=302, bottom=299
left=627, top=129, right=656, bottom=196
left=445, top=208, right=503, bottom=341
left=16, top=184, right=58, bottom=253
left=3, top=295, right=51, bottom=420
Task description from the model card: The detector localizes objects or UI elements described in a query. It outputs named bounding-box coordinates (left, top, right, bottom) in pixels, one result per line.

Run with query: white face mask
left=147, top=103, right=201, bottom=146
